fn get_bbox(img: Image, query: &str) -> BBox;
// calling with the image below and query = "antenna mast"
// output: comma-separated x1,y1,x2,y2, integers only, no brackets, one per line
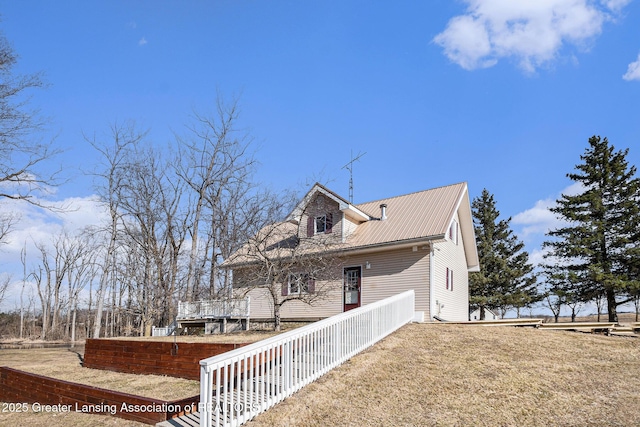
342,150,366,203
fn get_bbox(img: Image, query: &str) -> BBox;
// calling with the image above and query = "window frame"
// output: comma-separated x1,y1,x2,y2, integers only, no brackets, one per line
449,220,458,245
287,272,313,295
315,215,327,234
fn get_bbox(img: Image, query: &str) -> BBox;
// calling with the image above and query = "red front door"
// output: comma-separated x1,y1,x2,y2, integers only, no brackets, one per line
343,267,362,311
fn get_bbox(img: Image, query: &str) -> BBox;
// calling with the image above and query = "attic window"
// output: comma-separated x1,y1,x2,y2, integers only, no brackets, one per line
307,213,333,236
449,221,458,245
316,215,327,233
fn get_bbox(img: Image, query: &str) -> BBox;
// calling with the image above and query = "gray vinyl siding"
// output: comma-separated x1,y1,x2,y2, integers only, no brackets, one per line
342,215,358,242
239,281,342,320
237,246,430,321
347,246,430,315
242,287,273,319
432,212,469,321
279,281,342,319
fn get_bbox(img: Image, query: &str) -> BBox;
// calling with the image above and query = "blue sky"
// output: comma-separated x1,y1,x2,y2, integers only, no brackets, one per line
1,1,640,312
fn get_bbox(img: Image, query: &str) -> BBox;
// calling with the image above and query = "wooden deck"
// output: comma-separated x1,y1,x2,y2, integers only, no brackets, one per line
435,318,544,327
436,318,638,337
539,321,617,333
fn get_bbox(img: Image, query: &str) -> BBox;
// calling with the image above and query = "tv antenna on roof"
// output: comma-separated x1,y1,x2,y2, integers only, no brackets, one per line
342,150,366,203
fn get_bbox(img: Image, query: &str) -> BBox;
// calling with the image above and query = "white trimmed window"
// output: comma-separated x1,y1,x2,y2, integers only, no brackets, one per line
446,267,454,292
284,273,315,295
307,212,333,236
448,220,458,245
315,215,327,233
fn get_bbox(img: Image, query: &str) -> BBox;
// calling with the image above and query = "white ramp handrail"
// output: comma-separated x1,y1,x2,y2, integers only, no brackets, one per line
198,290,415,427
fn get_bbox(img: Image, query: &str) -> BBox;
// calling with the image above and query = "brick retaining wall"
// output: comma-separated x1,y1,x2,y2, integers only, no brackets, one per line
83,339,250,380
0,367,199,425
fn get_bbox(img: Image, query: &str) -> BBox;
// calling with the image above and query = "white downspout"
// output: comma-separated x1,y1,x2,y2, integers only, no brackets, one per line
429,242,435,321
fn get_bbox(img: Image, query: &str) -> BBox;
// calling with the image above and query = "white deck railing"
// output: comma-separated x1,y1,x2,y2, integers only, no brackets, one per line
198,289,415,427
151,326,170,336
178,297,250,319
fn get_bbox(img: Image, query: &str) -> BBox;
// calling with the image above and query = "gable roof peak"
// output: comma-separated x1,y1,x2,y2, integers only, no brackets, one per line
285,182,372,224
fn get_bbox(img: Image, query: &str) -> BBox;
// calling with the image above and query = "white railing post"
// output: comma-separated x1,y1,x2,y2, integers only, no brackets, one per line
200,366,213,427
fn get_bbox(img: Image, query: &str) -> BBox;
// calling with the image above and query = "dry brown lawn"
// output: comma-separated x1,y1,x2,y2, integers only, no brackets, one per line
2,323,639,426
247,323,640,427
0,329,286,426
0,347,199,427
0,347,200,400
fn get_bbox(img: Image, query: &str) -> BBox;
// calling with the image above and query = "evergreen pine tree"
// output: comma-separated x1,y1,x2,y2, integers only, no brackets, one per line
544,136,640,322
470,189,538,319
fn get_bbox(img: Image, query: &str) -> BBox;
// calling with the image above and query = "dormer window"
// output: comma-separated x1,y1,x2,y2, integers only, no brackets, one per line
307,212,333,236
316,215,327,233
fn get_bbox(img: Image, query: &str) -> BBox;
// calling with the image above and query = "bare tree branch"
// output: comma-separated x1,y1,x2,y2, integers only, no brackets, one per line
0,30,64,242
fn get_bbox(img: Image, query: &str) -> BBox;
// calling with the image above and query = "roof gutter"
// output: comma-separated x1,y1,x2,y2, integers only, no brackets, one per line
335,234,447,257
222,234,448,269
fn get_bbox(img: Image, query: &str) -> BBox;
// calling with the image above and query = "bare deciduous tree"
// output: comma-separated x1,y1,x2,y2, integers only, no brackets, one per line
228,191,345,331
63,230,98,345
116,144,188,333
0,31,62,243
87,122,142,338
175,96,257,301
0,273,9,309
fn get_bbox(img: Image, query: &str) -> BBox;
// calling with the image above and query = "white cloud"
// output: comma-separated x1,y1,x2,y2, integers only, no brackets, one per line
507,184,578,271
512,198,561,238
0,195,108,311
528,247,550,268
561,182,586,196
602,0,632,12
623,52,640,81
512,182,586,239
434,0,629,72
1,196,107,252
138,37,148,46
509,182,588,269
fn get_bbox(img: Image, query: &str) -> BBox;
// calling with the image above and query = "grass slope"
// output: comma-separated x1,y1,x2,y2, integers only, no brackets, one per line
0,347,199,427
247,323,640,427
1,324,638,426
0,347,200,400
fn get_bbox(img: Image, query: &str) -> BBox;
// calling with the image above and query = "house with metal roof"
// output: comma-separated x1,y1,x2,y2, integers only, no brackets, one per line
224,182,480,323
